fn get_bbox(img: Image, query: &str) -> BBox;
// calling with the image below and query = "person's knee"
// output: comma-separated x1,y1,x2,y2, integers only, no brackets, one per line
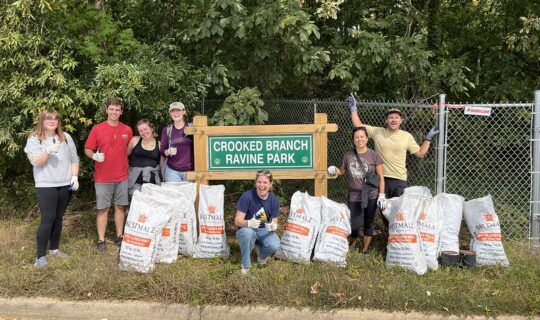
262,235,280,253
114,205,125,214
267,241,280,254
236,227,255,240
97,207,109,216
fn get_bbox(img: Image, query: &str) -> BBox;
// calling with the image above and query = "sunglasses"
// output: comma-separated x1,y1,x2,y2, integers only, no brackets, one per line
256,170,272,177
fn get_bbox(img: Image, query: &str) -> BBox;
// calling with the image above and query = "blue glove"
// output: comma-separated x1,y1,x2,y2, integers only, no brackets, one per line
347,92,357,113
425,126,440,141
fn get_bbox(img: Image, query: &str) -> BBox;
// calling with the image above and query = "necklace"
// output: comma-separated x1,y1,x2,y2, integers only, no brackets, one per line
141,138,155,150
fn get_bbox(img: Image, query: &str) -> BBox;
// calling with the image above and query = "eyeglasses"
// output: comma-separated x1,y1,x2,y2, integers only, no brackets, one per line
256,170,272,177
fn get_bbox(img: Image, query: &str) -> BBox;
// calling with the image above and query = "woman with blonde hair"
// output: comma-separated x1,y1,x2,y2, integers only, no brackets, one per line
24,110,80,267
127,119,161,195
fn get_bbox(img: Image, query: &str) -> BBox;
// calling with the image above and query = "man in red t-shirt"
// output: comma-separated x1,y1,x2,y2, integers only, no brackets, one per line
84,98,133,253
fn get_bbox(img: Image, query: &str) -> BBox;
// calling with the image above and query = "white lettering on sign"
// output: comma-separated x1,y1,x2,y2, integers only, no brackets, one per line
464,106,492,117
265,140,308,151
225,153,264,164
267,153,295,164
213,140,263,152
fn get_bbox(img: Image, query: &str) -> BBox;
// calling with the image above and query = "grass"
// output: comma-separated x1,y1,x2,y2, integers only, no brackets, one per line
0,200,539,318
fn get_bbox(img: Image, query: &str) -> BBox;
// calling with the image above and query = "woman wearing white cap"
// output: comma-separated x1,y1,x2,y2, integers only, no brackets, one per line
159,102,194,182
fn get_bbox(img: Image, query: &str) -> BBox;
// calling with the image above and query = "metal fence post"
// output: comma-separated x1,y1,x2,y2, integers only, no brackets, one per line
436,94,447,195
531,90,540,248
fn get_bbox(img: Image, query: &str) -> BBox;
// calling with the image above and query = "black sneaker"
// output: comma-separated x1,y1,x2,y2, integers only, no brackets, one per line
96,240,106,253
113,235,123,246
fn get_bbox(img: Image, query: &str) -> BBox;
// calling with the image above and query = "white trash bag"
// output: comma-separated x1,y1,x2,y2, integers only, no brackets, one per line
384,192,427,275
403,186,432,197
417,196,443,270
275,191,321,264
193,184,230,258
312,197,351,267
463,195,509,267
437,193,464,255
119,191,172,273
141,183,189,263
160,182,198,257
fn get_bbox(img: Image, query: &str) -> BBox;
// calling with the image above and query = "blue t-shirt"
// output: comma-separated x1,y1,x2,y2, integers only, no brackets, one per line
235,189,280,228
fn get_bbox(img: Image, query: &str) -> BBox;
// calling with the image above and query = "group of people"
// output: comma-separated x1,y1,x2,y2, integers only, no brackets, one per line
24,94,440,271
327,93,439,255
25,99,194,267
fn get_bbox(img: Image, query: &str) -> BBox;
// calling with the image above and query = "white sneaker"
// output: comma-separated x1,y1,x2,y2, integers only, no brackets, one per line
241,268,250,275
34,256,48,268
255,244,268,265
49,249,70,259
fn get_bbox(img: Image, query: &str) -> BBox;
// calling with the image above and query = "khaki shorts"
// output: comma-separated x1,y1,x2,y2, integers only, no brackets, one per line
95,180,129,210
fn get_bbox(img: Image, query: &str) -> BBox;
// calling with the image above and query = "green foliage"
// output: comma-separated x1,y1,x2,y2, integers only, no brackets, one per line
0,0,207,201
210,87,267,126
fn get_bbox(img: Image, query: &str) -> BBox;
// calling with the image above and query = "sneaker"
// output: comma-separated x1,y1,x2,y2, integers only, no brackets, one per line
96,240,106,253
257,255,268,266
241,268,250,275
34,256,48,268
113,235,123,246
49,249,70,259
348,241,356,251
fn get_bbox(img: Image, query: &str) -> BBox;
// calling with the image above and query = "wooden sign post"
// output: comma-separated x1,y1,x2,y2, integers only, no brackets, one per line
185,113,338,196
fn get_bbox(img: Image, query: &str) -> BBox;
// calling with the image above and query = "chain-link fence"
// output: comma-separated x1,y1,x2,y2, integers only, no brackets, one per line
203,96,538,241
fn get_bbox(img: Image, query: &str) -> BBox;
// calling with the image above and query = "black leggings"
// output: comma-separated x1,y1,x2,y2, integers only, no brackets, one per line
35,186,71,258
349,199,377,238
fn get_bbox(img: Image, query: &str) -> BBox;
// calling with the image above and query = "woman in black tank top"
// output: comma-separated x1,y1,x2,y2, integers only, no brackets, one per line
127,120,162,193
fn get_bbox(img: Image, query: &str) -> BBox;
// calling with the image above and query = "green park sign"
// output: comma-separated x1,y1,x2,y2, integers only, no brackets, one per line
208,135,313,170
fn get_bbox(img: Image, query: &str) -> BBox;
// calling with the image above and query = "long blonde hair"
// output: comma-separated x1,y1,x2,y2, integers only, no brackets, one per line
29,110,66,142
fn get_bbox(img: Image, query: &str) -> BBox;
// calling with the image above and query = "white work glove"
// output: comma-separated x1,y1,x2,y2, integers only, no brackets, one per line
166,147,177,156
69,176,79,191
327,165,338,176
92,152,105,162
265,221,278,232
247,217,260,229
377,193,387,210
46,143,60,155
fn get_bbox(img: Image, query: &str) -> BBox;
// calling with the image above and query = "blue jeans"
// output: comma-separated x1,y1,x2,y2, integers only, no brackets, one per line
236,227,280,269
163,165,188,182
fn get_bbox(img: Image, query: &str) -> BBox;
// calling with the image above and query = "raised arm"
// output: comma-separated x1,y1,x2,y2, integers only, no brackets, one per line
348,93,363,127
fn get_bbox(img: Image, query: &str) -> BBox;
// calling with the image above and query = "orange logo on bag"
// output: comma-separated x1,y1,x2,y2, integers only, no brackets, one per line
137,214,148,223
395,212,404,221
208,205,216,214
295,208,305,214
484,213,494,222
419,212,427,221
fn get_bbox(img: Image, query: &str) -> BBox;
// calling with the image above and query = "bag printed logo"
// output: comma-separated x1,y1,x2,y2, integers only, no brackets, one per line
208,205,216,214
483,213,494,222
138,214,148,223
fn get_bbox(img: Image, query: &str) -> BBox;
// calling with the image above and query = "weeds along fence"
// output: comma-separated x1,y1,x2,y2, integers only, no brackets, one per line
204,93,540,244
